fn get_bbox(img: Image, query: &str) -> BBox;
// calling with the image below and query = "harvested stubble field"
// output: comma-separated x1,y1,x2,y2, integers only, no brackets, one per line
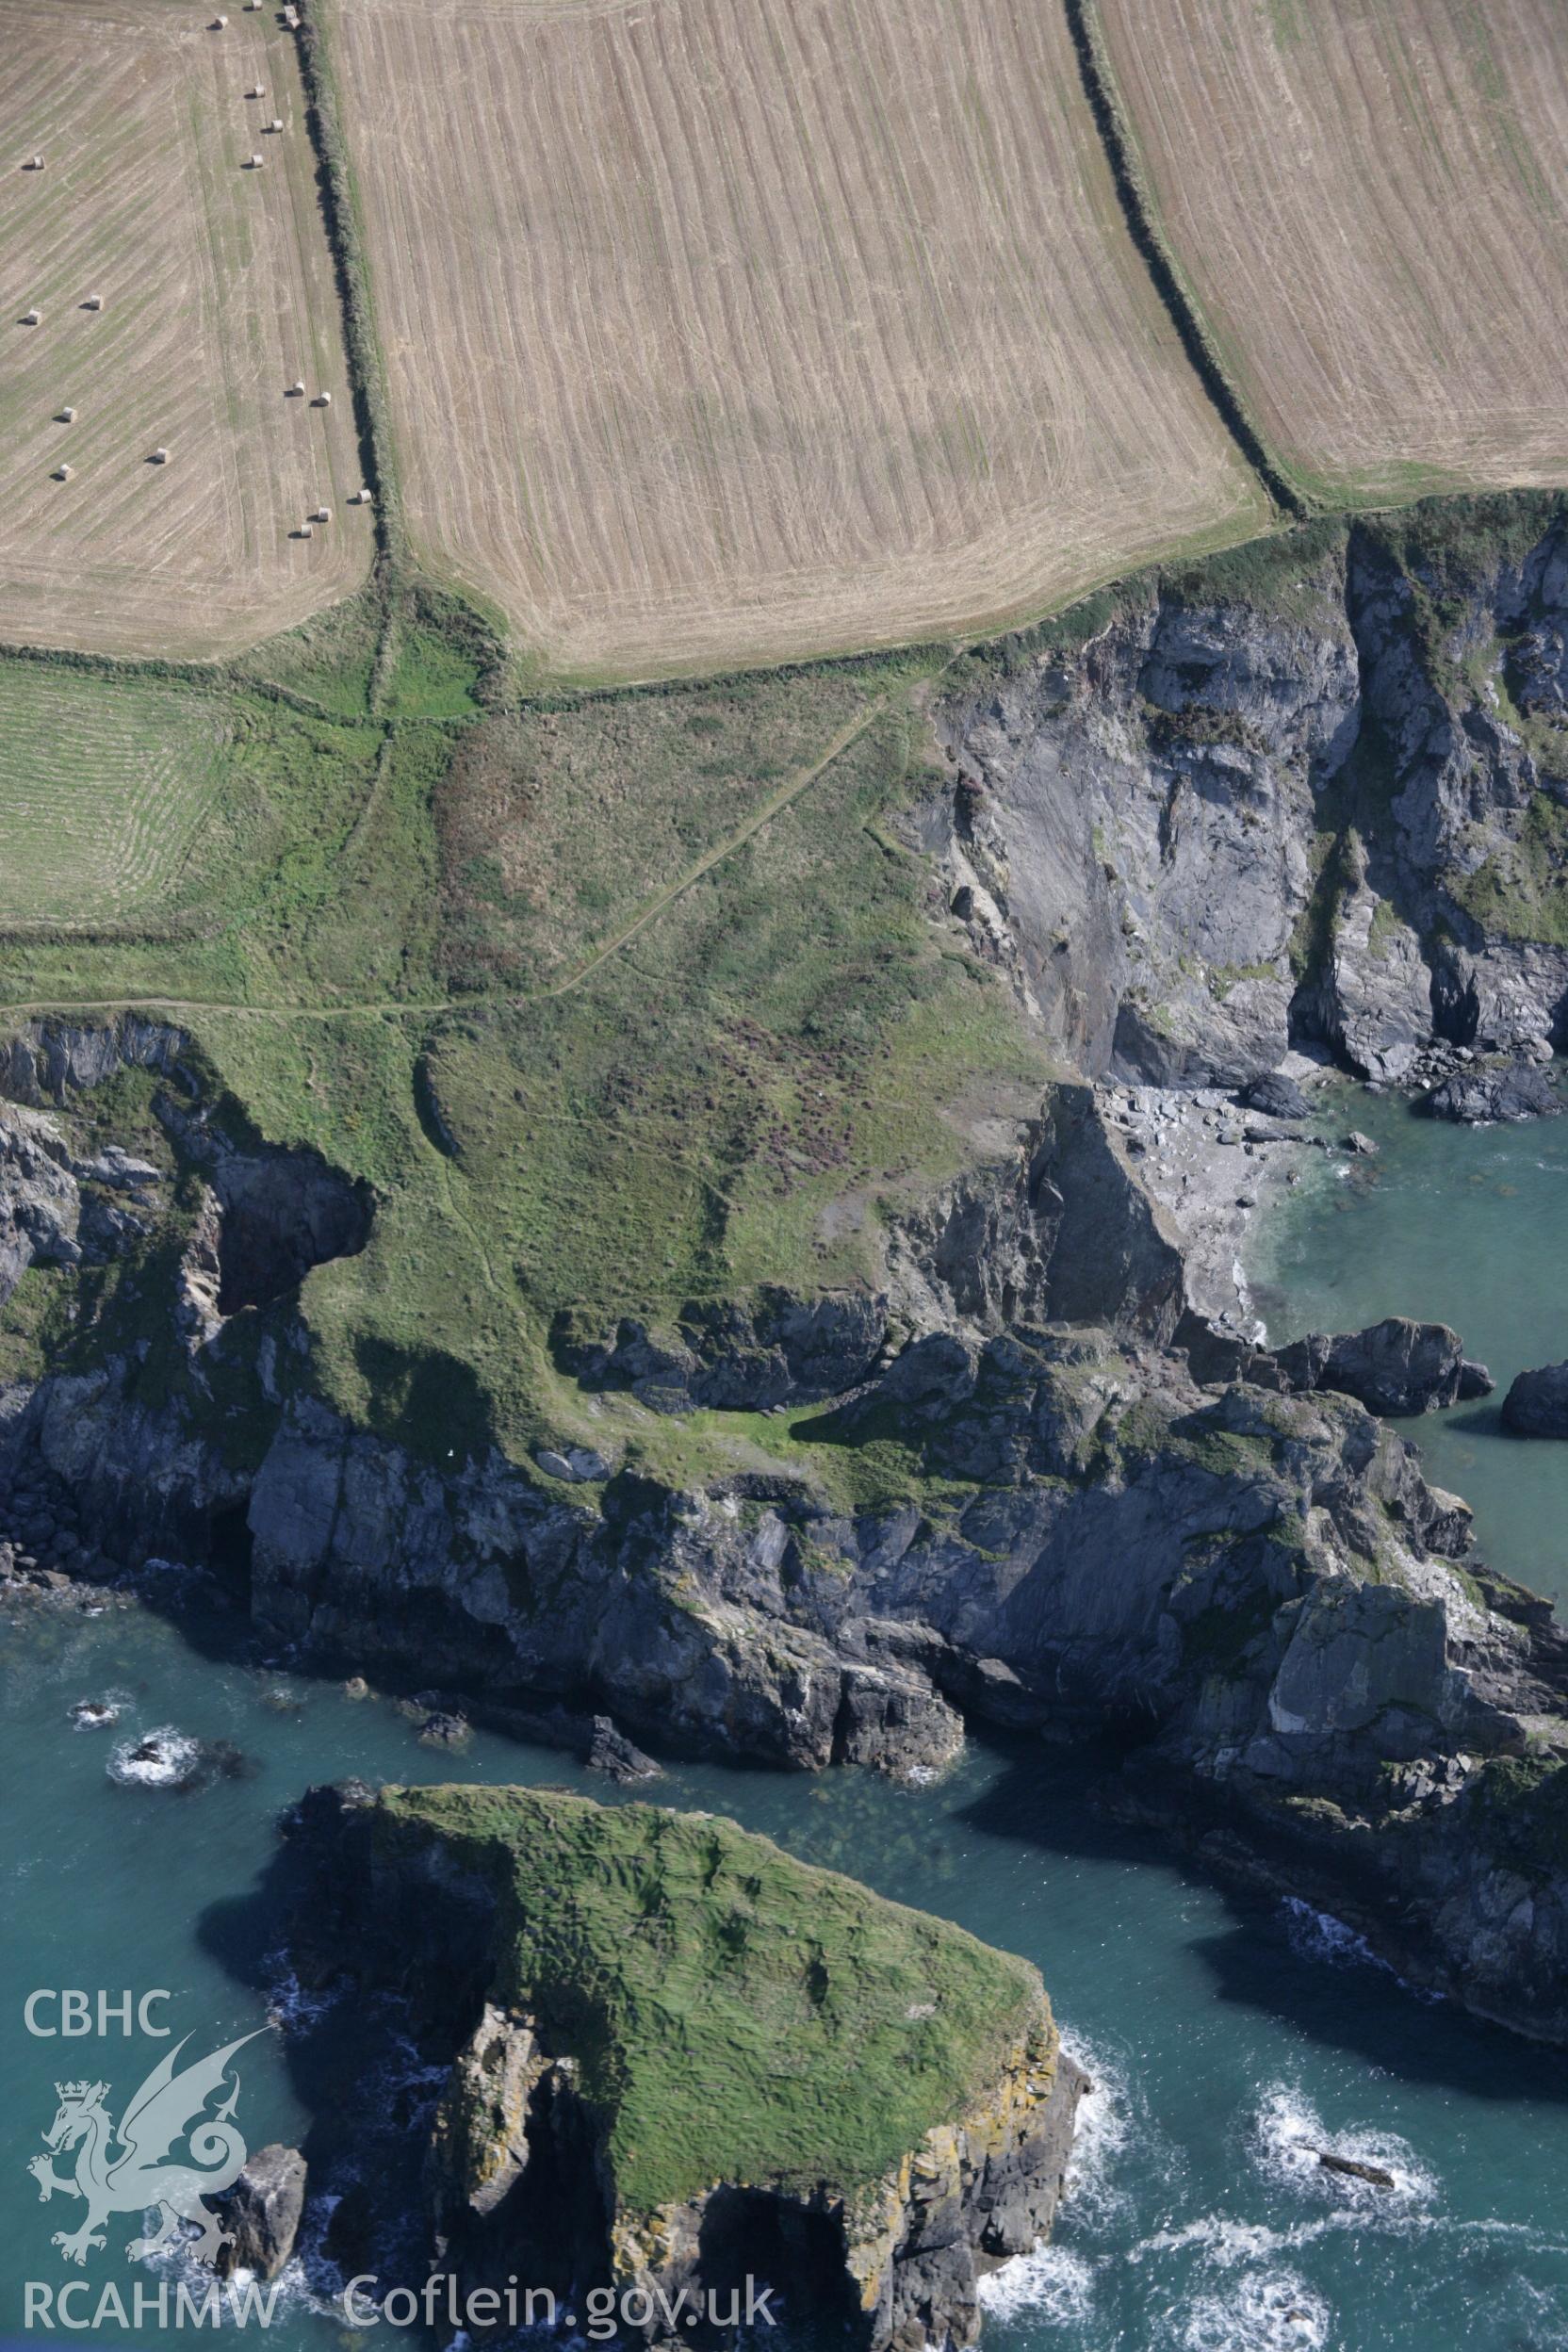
0,0,371,660
0,662,229,925
325,0,1267,682
1095,0,1568,507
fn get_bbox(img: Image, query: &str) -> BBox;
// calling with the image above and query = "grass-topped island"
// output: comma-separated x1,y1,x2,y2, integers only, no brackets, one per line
283,1781,1086,2349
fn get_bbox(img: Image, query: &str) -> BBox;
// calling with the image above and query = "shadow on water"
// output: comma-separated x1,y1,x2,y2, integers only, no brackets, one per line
68,1564,294,1723
1427,1402,1508,1441
197,1819,449,2302
958,1733,1568,2108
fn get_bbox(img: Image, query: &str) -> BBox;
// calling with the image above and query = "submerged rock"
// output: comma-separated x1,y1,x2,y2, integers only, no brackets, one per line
106,1729,251,1790
1502,1362,1568,1437
1316,2151,1395,2190
68,1697,120,1729
287,1783,1086,2351
215,2144,307,2281
1425,1063,1561,1123
1266,1316,1491,1415
108,1729,203,1788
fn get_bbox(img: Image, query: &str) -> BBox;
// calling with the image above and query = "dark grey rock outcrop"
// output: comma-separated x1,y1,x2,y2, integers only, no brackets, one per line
0,1019,371,1332
887,1080,1186,1342
215,2145,307,2281
553,1287,888,1413
158,1098,374,1317
0,1014,189,1105
933,576,1355,1086
586,1715,662,1783
0,1101,166,1306
1502,1363,1568,1437
1425,1062,1561,1124
933,508,1568,1087
1266,1317,1493,1415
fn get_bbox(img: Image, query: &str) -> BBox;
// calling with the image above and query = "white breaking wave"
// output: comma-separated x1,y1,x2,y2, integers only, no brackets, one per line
1250,2082,1438,2211
1054,2030,1161,2233
972,2029,1153,2327
976,2246,1097,2328
69,1687,129,1729
1279,1895,1385,1974
145,2229,334,2327
106,1725,200,1788
1135,2215,1308,2271
264,1959,338,2034
1174,2266,1331,2352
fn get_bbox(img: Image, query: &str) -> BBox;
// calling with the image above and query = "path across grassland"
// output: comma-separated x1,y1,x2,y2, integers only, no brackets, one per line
0,680,907,1027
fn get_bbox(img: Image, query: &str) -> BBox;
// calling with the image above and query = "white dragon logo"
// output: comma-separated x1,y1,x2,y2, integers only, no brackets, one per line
27,2031,262,2267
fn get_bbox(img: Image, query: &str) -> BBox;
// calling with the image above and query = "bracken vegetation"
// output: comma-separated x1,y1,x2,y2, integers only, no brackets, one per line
0,580,1049,1472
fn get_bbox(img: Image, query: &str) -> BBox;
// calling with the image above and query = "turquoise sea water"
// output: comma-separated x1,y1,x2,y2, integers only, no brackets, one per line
1246,1080,1568,1609
3,1091,1568,2352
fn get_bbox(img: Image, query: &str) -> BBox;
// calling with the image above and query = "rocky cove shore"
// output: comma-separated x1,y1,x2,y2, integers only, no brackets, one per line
5,502,1568,2050
1099,1033,1558,1336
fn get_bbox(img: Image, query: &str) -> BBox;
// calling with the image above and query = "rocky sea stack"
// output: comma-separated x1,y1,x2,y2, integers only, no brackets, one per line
284,1782,1086,2350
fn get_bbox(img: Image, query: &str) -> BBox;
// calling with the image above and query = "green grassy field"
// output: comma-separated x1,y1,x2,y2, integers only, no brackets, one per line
1,492,1557,1493
0,666,231,927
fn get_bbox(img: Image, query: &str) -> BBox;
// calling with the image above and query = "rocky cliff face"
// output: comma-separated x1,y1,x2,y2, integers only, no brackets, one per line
8,1113,1565,2033
930,504,1568,1087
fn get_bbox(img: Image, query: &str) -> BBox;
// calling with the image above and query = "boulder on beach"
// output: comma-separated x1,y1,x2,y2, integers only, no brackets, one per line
1238,1071,1313,1121
1502,1362,1568,1437
1425,1062,1561,1123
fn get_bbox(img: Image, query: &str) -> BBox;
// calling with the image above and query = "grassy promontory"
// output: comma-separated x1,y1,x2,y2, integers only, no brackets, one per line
373,1784,1048,2218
